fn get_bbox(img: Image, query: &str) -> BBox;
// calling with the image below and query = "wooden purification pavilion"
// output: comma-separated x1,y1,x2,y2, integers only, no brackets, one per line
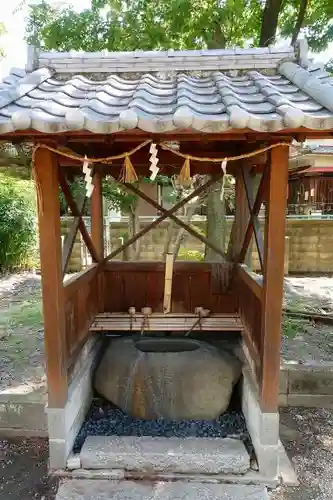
1,40,333,475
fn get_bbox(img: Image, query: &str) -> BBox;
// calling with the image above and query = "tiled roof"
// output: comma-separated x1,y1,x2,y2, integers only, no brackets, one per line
0,45,333,135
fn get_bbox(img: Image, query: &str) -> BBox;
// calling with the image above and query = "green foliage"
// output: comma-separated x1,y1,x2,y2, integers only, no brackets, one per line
59,177,90,215
0,22,6,57
177,247,204,261
26,0,262,51
0,294,42,331
279,0,333,52
102,175,171,215
103,177,137,214
0,174,36,271
25,0,333,54
281,314,310,339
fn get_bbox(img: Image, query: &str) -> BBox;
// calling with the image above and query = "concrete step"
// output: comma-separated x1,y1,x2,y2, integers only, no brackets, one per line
55,479,269,500
80,436,250,474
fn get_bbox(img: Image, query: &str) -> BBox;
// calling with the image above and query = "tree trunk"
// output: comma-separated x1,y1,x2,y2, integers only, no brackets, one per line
259,0,283,46
205,177,226,262
128,202,141,260
172,203,198,260
291,0,308,46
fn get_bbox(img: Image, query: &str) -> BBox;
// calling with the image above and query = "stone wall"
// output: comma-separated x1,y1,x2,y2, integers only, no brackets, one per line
61,217,333,274
279,362,333,408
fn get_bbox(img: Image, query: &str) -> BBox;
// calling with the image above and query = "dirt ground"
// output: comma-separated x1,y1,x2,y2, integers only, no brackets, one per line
0,438,58,500
1,407,333,499
0,273,45,394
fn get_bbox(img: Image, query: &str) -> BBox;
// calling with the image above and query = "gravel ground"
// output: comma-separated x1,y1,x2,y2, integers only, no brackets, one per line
73,399,250,453
282,277,333,363
270,407,333,500
0,438,58,500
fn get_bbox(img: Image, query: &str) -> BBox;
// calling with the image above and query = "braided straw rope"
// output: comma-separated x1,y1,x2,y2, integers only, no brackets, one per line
32,140,289,166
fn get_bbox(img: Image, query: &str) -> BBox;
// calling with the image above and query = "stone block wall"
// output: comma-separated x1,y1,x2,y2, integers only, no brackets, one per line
61,216,333,274
279,363,333,408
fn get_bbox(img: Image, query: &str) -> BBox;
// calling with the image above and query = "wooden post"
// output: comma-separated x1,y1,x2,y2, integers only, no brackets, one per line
260,146,289,412
34,148,68,407
163,253,174,313
91,171,104,260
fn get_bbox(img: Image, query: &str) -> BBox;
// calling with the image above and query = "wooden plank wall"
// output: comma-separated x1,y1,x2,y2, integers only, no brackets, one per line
235,264,263,381
103,262,237,314
64,264,104,370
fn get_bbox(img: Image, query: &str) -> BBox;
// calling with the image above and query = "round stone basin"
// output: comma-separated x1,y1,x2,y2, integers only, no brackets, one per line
135,337,201,353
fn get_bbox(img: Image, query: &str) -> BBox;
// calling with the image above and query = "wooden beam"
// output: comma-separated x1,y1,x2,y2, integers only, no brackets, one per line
91,171,104,259
236,264,263,300
124,182,227,261
260,145,289,412
33,147,68,408
62,197,87,275
58,170,100,263
104,174,223,261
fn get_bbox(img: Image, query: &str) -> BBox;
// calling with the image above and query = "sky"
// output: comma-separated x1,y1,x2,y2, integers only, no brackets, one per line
0,0,332,78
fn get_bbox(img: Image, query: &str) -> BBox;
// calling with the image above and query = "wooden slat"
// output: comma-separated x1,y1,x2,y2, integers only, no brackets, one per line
163,253,174,313
260,145,289,412
90,312,243,332
63,264,103,364
34,147,68,408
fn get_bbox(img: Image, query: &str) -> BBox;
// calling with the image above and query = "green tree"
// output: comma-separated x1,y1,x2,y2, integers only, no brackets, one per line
26,0,263,51
0,22,6,57
25,0,333,53
0,174,36,270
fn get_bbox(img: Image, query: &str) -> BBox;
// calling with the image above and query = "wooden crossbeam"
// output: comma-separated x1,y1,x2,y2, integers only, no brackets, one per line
104,173,224,262
58,170,99,263
62,197,87,275
124,182,227,261
238,166,267,270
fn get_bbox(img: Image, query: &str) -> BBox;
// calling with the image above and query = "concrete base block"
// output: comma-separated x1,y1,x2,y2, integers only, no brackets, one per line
55,479,269,500
278,441,299,487
47,337,102,470
0,401,47,434
242,367,280,478
80,435,250,474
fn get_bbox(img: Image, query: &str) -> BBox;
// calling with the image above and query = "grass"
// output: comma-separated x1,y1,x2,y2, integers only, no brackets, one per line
0,294,42,332
282,314,310,339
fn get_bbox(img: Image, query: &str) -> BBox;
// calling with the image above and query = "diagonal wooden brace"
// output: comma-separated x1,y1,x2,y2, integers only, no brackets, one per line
58,170,99,263
125,182,227,261
238,165,267,270
104,173,224,262
62,197,87,275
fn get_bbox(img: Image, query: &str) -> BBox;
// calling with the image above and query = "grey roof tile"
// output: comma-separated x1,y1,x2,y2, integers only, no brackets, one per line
0,49,333,134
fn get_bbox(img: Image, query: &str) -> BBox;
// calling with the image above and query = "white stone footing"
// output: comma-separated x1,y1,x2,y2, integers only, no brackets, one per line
242,367,280,479
47,337,102,469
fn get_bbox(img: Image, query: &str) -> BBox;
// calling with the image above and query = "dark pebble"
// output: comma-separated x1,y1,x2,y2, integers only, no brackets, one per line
73,399,252,455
